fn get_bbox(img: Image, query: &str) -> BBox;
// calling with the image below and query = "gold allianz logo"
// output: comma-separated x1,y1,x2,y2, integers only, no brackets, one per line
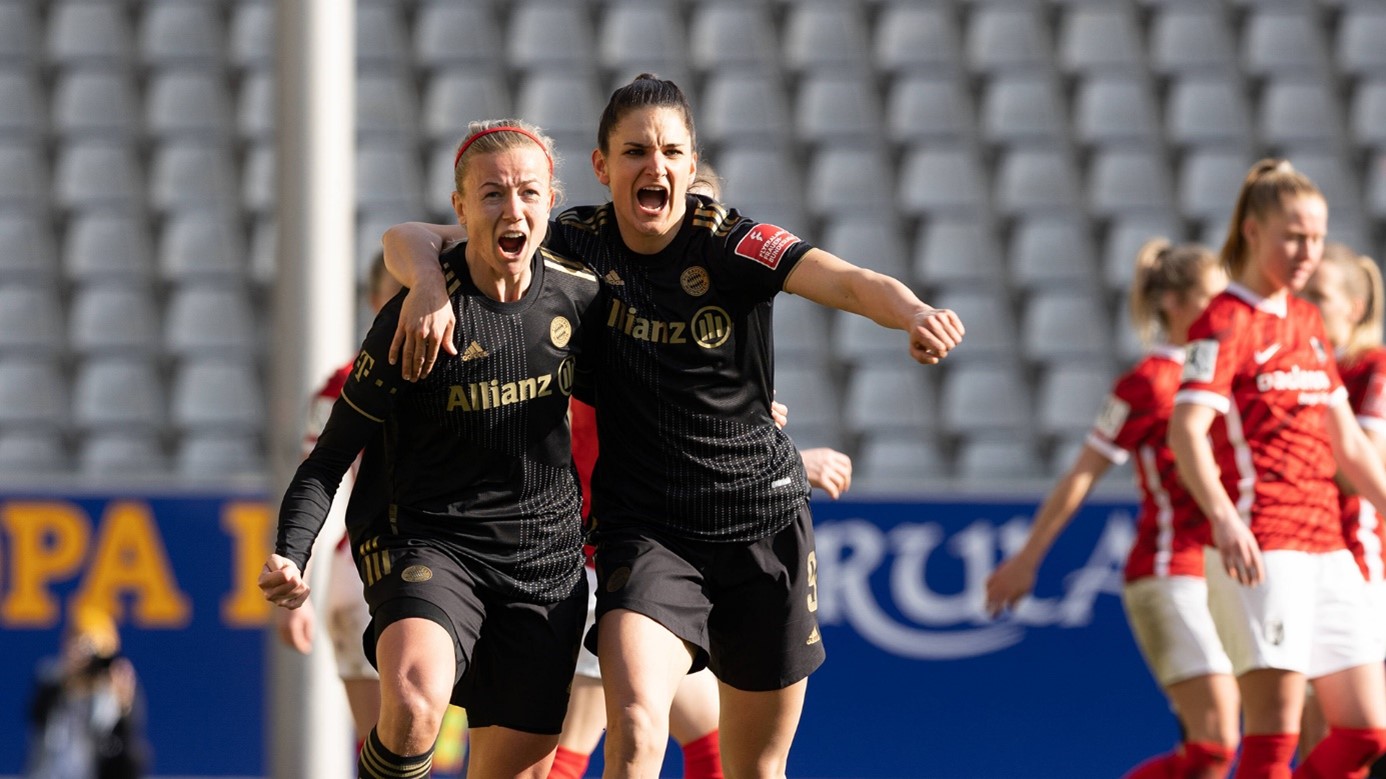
606,299,732,349
446,356,576,412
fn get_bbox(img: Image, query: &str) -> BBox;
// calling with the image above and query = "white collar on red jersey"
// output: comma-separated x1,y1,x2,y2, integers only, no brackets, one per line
1225,281,1288,318
1150,343,1185,363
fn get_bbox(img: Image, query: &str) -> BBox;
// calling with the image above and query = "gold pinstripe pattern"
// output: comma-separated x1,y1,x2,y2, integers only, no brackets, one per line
541,247,598,281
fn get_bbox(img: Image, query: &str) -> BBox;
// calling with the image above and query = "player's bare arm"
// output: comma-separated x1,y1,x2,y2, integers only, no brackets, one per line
1169,402,1264,586
783,248,963,365
380,222,464,380
1327,401,1386,513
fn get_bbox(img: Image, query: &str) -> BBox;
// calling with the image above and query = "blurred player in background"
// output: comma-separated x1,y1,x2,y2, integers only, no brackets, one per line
1299,243,1386,777
261,120,601,779
381,73,962,778
1169,159,1386,778
987,240,1237,779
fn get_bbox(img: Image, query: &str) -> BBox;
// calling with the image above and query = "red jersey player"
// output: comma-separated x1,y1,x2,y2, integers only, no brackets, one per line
1170,159,1386,778
987,240,1237,779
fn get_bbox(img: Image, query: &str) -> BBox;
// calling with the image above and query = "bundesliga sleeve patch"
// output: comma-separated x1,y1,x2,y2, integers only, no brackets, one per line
1093,394,1131,440
733,223,801,270
1182,339,1219,384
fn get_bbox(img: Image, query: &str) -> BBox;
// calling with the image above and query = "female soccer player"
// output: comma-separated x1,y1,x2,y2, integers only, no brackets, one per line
987,240,1237,778
1169,159,1386,778
260,120,602,779
1298,244,1386,765
381,74,963,779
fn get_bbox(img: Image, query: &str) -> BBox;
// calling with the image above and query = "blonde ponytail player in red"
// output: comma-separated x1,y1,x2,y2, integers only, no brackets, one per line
1169,159,1386,779
988,240,1237,778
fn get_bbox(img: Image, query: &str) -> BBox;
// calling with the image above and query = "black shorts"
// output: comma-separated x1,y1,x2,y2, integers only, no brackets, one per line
588,504,825,692
360,542,586,734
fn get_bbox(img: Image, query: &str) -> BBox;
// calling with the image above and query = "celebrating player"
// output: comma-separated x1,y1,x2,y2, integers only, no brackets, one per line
381,73,962,779
260,120,602,779
987,239,1237,779
1168,159,1386,778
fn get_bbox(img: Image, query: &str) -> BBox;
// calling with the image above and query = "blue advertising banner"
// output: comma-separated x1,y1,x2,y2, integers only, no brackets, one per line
0,493,1171,778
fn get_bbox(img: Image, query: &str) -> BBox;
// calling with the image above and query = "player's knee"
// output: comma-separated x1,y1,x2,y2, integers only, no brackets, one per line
721,752,788,779
607,701,668,761
383,669,449,736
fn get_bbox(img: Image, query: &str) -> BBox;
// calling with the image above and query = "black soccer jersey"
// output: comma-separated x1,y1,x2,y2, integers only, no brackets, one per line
276,243,602,603
551,194,813,542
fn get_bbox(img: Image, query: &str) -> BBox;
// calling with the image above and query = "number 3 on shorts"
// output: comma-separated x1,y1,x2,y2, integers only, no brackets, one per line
806,551,818,613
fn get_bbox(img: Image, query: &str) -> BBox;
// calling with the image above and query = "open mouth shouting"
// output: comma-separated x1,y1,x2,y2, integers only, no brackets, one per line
637,185,669,215
498,230,526,258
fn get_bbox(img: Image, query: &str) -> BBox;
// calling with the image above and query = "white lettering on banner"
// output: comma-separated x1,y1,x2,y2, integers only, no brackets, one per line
814,512,1134,660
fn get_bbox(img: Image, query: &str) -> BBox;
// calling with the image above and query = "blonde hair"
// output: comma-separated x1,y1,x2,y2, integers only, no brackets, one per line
1321,242,1385,359
1219,158,1323,278
690,160,721,200
452,118,563,204
1130,238,1220,346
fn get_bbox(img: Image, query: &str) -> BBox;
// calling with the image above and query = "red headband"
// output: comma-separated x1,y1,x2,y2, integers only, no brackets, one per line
452,126,554,173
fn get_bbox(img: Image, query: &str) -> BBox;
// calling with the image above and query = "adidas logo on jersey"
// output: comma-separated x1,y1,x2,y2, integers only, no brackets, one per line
461,341,489,362
604,269,624,286
806,625,821,646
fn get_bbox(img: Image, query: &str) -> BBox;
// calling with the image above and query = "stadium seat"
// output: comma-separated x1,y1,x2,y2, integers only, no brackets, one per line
0,358,67,429
64,212,155,283
1339,5,1386,77
139,2,224,67
171,359,265,431
773,363,841,447
47,1,133,66
356,141,426,214
854,436,949,494
996,148,1083,217
358,70,419,142
0,0,38,65
900,147,988,217
773,293,832,366
956,437,1044,483
51,70,140,138
806,150,895,220
67,284,160,356
0,212,57,283
1103,214,1185,293
980,74,1068,147
819,215,909,279
1036,363,1116,438
702,71,793,148
844,364,935,439
782,2,870,74
176,432,265,478
1242,9,1330,78
1351,79,1386,150
930,289,1019,364
516,71,602,147
164,285,259,357
241,143,273,214
1165,75,1254,150
72,359,164,432
0,282,62,354
1112,304,1147,365
1009,216,1098,290
1058,5,1144,75
940,365,1030,436
507,0,596,73
356,3,410,71
1021,289,1113,364
796,73,882,147
873,2,959,75
887,73,974,146
414,1,502,70
229,0,273,71
1179,148,1254,224
423,69,511,145
0,142,46,209
689,4,778,74
1073,75,1159,148
248,216,275,287
1287,148,1364,230
0,429,67,473
717,147,806,229
966,6,1051,74
54,142,142,212
149,142,238,214
159,211,247,283
236,70,274,142
1260,79,1344,150
1087,148,1176,217
79,431,167,476
146,70,232,140
913,217,1004,292
0,71,44,140
552,140,608,210
1149,7,1236,75
598,2,686,78
832,310,905,368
